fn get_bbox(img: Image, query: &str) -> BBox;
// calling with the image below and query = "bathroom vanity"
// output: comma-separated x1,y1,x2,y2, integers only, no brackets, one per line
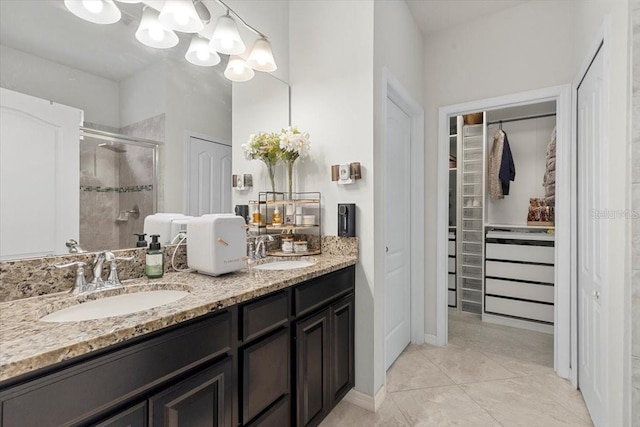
0,255,356,427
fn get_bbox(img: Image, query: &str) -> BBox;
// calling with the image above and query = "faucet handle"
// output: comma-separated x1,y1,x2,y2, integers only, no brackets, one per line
55,262,88,295
105,256,134,288
115,255,135,262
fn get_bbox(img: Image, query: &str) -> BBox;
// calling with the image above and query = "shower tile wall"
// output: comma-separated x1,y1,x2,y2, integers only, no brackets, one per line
119,114,165,248
632,1,639,425
79,139,120,251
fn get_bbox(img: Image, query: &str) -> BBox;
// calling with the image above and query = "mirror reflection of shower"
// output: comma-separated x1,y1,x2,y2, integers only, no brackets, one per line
80,127,160,252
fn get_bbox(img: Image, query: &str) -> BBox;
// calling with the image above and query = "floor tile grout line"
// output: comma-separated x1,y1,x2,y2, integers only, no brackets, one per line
386,391,414,426
457,382,506,427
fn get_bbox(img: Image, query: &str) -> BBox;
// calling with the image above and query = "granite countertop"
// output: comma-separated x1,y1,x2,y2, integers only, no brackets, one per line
0,254,357,383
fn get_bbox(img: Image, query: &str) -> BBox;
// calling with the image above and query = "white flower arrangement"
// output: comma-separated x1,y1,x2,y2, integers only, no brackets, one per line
279,126,311,162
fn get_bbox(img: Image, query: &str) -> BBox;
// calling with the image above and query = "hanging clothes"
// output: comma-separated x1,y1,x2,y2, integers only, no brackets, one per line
488,130,505,199
499,130,516,195
543,127,557,206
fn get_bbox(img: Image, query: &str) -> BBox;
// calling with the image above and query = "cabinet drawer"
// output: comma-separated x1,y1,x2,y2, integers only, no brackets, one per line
448,257,456,273
486,243,554,264
485,278,554,303
485,260,554,284
242,291,289,342
485,296,554,323
448,273,456,290
93,402,146,427
1,311,232,427
294,266,354,317
448,241,456,256
242,328,290,423
448,290,456,306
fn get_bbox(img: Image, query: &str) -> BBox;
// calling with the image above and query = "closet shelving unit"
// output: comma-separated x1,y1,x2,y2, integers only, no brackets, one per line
448,117,457,307
457,115,486,315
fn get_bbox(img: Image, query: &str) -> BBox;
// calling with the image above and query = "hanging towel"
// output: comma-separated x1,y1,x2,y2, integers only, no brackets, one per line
488,130,505,199
543,127,557,207
499,131,516,196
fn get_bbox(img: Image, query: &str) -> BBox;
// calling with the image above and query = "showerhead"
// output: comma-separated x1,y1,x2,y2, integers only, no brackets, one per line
98,142,127,153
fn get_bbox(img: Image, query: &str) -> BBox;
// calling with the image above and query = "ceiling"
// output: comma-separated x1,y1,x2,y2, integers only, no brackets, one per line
405,0,530,36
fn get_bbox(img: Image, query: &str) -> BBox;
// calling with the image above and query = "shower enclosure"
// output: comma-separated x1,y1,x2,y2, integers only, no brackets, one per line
79,127,160,252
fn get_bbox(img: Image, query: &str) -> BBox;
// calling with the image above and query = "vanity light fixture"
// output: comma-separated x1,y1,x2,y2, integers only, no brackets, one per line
246,36,277,72
185,34,221,67
64,0,278,82
64,0,121,25
210,12,246,55
159,0,204,33
135,6,179,49
224,56,255,82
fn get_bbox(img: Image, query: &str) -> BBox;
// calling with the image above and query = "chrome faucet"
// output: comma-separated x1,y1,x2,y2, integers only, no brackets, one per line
90,251,110,288
55,261,91,295
254,235,274,259
104,253,134,288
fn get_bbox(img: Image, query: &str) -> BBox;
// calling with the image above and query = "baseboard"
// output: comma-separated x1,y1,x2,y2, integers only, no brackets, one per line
424,333,439,346
343,384,386,412
482,313,554,334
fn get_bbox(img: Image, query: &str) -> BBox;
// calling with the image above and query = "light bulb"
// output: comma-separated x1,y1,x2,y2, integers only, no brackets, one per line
174,11,189,26
221,38,233,51
82,0,104,14
149,26,165,41
233,64,244,74
196,48,210,61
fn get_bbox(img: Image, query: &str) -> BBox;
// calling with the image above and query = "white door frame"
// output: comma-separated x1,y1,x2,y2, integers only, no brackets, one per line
436,84,574,382
382,69,425,348
183,131,232,214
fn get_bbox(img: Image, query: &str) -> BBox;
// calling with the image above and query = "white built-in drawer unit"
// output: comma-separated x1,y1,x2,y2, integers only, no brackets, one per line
448,241,456,256
448,229,456,308
484,228,555,326
448,257,456,273
448,290,456,306
485,296,554,323
448,274,456,290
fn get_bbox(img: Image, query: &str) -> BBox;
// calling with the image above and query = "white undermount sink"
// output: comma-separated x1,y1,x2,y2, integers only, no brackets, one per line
40,290,190,322
254,260,315,271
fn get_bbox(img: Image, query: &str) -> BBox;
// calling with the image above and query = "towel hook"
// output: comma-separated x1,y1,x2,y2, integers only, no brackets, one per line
499,120,503,130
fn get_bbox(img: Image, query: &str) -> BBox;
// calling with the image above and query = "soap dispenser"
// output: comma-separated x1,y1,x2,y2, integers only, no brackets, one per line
145,234,164,278
134,233,148,248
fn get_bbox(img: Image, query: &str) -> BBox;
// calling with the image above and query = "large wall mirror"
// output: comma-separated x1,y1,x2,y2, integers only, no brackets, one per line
0,0,289,259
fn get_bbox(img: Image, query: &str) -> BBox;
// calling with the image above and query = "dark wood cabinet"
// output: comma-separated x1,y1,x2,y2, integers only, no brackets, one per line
0,266,355,427
330,294,355,404
149,357,233,427
295,308,332,427
93,402,147,427
242,328,289,423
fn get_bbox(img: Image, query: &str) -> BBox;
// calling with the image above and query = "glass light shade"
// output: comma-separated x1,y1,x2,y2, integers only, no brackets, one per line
64,0,121,24
224,56,255,82
185,35,221,67
210,14,246,55
246,37,277,72
114,0,141,3
135,7,179,49
159,0,203,33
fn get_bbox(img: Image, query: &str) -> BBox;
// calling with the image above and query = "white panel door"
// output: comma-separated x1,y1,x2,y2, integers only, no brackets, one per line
385,97,412,370
186,135,232,216
0,88,81,260
577,44,607,426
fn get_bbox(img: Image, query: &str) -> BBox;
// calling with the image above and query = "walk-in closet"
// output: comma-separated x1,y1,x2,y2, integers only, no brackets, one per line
447,101,557,360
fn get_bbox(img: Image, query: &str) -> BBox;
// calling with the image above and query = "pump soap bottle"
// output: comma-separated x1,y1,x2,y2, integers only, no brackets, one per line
134,233,148,248
145,234,164,278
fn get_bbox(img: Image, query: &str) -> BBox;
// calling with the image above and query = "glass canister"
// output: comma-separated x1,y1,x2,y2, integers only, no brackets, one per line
281,237,293,253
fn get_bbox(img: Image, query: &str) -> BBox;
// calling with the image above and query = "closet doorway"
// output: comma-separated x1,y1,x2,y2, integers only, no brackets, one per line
436,85,574,382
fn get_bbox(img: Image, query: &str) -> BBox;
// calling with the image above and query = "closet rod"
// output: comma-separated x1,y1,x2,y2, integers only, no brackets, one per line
487,112,556,125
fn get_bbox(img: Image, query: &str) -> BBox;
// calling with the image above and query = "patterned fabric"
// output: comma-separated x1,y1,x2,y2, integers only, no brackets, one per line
543,127,557,206
488,130,505,199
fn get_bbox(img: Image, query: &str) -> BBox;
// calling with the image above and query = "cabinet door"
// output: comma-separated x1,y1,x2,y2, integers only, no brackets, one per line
330,294,355,404
149,357,233,427
93,402,147,427
242,328,289,423
295,308,330,427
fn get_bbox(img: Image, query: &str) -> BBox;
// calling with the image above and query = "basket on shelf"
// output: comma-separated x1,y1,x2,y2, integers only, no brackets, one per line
463,113,483,125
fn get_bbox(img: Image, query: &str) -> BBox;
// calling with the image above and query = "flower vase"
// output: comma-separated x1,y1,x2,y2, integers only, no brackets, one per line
286,159,295,200
265,161,277,194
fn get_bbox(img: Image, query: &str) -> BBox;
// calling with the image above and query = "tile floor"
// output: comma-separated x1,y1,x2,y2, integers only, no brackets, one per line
320,310,593,427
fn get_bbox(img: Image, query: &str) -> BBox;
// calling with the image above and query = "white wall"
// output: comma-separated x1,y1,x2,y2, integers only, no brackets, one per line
164,60,232,212
0,45,120,128
423,0,576,338
373,0,425,395
572,1,631,425
119,62,166,128
289,0,376,395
